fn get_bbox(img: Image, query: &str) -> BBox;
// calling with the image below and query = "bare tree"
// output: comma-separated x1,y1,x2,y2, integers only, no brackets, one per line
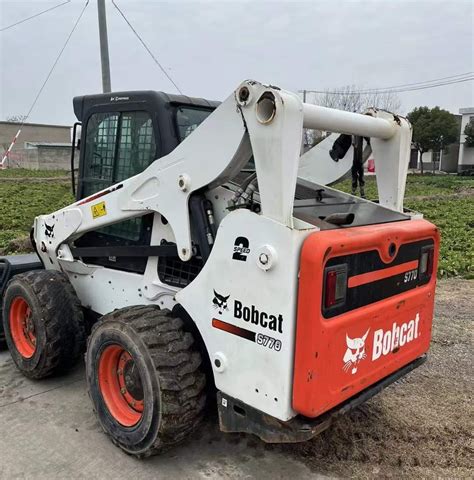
315,84,364,113
302,86,401,149
6,114,28,123
314,85,401,113
364,90,401,112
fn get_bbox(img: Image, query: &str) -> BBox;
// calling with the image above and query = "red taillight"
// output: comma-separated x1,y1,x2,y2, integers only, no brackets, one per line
419,246,434,277
324,266,347,309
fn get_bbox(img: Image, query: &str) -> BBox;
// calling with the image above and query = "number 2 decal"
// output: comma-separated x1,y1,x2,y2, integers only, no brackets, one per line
232,236,250,262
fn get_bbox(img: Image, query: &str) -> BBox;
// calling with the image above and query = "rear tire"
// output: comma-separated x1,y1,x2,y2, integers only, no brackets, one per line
2,270,86,379
86,305,206,457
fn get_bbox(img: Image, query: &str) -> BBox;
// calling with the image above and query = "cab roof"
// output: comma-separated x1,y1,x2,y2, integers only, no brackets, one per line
73,90,220,122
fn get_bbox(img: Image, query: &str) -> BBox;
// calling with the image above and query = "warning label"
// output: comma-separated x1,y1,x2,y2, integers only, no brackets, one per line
91,201,107,219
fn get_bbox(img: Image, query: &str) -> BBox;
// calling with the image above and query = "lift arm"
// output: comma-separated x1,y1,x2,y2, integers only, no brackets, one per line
34,80,412,270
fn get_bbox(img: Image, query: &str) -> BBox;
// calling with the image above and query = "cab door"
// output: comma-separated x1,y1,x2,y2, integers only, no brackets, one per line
75,109,159,273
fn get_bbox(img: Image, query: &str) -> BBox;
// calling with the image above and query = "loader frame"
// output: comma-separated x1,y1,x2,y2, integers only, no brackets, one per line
30,80,419,424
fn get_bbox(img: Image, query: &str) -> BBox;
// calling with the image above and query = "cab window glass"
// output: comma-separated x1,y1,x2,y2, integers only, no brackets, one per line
81,111,156,241
176,107,212,140
115,112,155,182
83,113,119,194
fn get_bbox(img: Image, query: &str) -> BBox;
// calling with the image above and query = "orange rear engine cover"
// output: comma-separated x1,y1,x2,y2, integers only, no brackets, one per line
293,219,439,418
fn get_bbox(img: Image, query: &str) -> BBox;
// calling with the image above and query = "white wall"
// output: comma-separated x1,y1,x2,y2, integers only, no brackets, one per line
458,108,474,172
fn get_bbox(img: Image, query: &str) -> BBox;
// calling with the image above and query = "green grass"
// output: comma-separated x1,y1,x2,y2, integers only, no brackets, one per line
405,197,474,279
336,174,474,199
0,182,73,252
334,174,474,279
0,173,472,278
403,174,474,197
0,168,69,178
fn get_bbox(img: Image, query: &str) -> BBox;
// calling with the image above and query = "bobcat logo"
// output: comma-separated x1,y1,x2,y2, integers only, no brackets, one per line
44,222,55,238
343,329,369,375
212,290,229,315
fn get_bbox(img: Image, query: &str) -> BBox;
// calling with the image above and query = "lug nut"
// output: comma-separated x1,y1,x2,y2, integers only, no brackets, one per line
259,253,269,265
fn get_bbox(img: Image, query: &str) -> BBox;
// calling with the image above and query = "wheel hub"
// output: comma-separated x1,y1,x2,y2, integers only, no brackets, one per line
98,345,144,427
9,297,36,358
122,357,144,401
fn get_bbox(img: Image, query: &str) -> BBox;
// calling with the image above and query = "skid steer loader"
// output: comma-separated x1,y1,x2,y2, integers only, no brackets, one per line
0,80,439,456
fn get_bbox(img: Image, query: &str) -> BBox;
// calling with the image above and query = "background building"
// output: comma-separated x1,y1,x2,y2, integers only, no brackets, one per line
408,114,462,173
458,107,474,174
0,121,72,170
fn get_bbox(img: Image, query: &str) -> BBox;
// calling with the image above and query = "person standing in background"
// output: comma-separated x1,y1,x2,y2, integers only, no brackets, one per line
351,135,366,198
329,134,370,198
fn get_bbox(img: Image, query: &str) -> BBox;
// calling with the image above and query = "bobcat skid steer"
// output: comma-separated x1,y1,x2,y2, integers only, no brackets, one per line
1,80,439,456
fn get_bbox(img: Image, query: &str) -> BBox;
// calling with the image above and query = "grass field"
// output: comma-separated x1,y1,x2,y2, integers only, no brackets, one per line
337,175,474,278
0,171,472,278
0,168,69,178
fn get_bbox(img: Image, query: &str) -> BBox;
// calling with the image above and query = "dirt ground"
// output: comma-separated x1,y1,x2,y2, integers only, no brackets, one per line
275,278,473,479
0,279,472,479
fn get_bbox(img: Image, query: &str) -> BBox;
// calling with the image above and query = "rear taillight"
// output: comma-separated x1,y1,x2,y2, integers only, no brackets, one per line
324,266,347,309
419,246,434,278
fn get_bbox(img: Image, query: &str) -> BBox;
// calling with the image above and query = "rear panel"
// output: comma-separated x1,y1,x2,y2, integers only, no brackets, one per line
293,219,439,418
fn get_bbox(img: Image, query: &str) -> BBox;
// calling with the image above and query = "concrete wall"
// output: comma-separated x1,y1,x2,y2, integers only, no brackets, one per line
418,151,437,171
415,147,458,173
458,107,474,172
413,113,462,173
0,121,74,170
3,146,78,170
441,143,460,173
0,122,71,152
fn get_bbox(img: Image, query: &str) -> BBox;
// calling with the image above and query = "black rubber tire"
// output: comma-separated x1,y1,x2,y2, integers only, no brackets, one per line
86,305,206,457
0,334,7,351
2,270,86,379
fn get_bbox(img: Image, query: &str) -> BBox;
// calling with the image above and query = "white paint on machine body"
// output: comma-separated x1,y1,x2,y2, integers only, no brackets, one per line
33,80,413,422
177,209,311,421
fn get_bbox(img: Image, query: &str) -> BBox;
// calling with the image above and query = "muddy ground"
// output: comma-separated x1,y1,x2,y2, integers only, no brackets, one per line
276,278,473,479
0,279,472,479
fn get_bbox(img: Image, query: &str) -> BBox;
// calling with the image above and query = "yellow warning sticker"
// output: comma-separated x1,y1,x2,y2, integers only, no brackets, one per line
91,201,107,219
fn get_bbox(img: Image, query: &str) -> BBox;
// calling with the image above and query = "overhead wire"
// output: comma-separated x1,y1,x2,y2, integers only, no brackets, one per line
321,72,473,93
111,0,183,94
358,71,473,91
1,0,90,166
305,73,474,95
0,0,72,32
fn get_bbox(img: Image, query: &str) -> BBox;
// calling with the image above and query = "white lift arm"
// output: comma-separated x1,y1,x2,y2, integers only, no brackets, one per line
34,80,412,269
299,104,412,207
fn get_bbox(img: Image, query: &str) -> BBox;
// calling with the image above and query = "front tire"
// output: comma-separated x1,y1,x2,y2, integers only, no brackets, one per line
2,270,86,379
86,306,206,457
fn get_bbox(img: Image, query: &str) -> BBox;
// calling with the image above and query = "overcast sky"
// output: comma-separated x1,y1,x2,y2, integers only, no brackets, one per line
0,0,473,126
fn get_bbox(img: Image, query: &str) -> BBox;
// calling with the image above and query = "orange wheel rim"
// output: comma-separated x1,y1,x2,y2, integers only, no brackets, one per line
98,345,144,427
9,297,36,359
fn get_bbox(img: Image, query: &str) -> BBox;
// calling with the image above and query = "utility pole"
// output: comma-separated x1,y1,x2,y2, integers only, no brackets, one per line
97,0,112,93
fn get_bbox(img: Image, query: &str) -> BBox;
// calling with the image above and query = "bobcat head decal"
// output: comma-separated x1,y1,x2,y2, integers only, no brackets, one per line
212,290,229,315
343,329,369,375
44,222,55,238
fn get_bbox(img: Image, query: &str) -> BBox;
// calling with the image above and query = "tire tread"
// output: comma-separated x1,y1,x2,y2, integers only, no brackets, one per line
89,305,206,456
3,270,86,379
